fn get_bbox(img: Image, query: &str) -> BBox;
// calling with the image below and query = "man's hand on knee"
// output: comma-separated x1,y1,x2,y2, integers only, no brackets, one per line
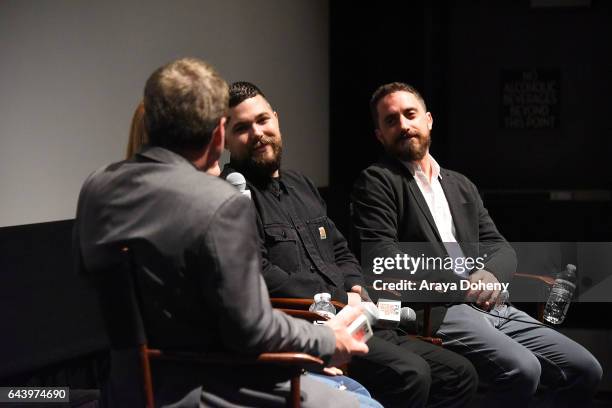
467,269,500,310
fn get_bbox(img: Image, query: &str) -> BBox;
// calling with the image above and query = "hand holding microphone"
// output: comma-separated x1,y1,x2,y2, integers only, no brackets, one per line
225,172,251,199
325,305,370,366
346,292,362,307
321,299,418,366
350,299,418,336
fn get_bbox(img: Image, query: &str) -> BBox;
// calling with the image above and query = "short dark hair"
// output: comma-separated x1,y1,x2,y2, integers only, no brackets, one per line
229,81,266,108
370,82,427,128
144,57,228,151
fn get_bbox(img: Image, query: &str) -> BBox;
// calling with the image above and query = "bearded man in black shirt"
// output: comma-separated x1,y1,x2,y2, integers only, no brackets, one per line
222,81,478,408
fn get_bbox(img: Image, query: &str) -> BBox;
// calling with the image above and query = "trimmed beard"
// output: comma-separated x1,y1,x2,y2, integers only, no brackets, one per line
394,132,430,162
232,143,282,181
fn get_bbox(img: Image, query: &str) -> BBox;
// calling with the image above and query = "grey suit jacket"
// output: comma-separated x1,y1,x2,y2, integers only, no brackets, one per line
352,154,517,331
74,146,335,361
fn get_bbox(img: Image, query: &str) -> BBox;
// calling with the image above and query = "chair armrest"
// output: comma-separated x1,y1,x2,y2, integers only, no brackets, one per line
271,298,313,309
148,349,324,372
510,272,555,302
271,298,346,310
257,353,325,371
514,273,555,287
414,336,443,347
512,273,555,322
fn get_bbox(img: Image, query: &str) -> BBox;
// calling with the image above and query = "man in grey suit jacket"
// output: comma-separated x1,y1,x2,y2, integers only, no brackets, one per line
74,57,368,407
352,82,602,407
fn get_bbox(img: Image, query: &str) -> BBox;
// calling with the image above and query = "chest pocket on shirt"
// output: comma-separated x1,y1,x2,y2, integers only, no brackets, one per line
306,216,334,262
264,224,301,273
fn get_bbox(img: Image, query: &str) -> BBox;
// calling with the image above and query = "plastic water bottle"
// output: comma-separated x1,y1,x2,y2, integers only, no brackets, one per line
309,293,336,319
491,289,510,327
494,289,509,313
543,264,577,325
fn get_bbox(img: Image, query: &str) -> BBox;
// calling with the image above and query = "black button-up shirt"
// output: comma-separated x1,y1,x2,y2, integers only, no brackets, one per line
223,165,364,304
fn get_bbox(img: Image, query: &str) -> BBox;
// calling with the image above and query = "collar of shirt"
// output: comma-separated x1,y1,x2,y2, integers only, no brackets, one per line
269,177,283,198
401,154,453,238
138,145,200,171
403,153,442,184
401,155,468,278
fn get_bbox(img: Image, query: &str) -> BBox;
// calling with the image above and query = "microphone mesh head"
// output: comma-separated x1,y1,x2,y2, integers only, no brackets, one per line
226,172,246,191
400,307,416,323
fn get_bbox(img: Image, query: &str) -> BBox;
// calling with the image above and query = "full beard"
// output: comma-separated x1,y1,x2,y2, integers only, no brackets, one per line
232,139,283,181
394,132,430,162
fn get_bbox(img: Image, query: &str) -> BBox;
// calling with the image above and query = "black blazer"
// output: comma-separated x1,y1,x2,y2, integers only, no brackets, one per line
351,154,516,332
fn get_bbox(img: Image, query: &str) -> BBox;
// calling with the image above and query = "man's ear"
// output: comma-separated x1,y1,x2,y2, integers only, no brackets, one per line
274,111,278,119
426,112,433,130
219,116,230,149
374,128,383,144
209,117,225,158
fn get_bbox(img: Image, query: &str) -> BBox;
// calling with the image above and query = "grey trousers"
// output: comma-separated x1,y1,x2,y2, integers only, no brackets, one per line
436,304,602,408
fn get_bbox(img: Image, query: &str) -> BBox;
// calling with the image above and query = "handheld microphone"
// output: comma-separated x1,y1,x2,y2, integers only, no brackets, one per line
360,302,380,327
375,299,416,330
336,304,377,343
399,306,417,329
225,172,251,199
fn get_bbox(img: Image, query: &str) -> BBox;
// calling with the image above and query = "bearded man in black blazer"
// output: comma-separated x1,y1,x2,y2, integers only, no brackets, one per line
352,82,602,408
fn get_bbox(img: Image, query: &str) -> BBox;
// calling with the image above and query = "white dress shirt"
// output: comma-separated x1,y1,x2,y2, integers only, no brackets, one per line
404,155,468,278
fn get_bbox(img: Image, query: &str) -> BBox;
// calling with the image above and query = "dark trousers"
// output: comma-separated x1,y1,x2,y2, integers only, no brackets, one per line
348,329,478,408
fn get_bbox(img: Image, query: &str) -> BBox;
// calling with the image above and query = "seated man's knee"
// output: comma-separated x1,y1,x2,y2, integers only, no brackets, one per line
397,353,431,395
460,357,479,394
569,351,603,391
511,353,542,394
439,352,478,406
587,358,604,389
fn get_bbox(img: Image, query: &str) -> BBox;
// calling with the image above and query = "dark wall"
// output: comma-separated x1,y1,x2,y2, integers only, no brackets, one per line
445,0,612,191
444,0,612,243
329,1,450,233
329,1,612,242
328,1,612,331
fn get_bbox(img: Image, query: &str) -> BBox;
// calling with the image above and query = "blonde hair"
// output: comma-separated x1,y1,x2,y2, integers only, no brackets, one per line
126,100,147,159
143,57,228,150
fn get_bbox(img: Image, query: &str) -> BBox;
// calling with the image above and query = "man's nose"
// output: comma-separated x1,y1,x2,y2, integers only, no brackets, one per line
399,115,411,131
250,124,264,140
